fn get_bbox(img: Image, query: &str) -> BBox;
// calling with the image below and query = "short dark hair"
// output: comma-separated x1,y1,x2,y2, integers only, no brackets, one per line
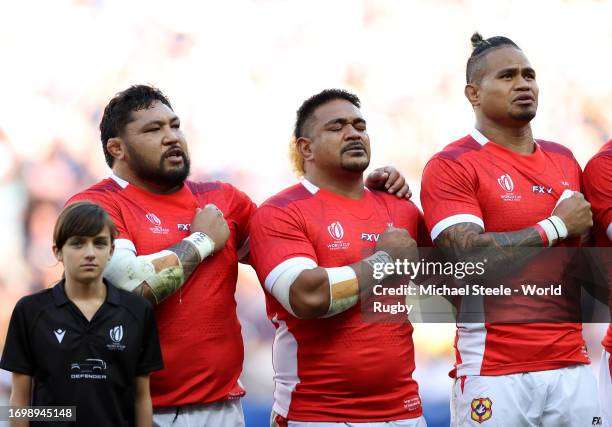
54,201,118,250
290,89,361,175
466,32,520,84
99,85,173,167
293,89,361,139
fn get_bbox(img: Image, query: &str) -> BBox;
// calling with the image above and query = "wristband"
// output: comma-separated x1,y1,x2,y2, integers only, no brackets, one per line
536,216,569,247
533,223,549,247
548,215,568,240
364,251,395,283
325,266,359,316
183,232,215,261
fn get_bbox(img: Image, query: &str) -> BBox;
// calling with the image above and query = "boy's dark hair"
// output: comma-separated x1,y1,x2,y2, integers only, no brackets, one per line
54,201,118,250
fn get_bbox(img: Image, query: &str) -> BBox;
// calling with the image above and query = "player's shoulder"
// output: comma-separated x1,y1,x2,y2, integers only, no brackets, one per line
260,183,315,209
431,134,483,162
370,190,421,215
588,140,612,164
185,179,228,195
68,178,123,204
536,139,577,161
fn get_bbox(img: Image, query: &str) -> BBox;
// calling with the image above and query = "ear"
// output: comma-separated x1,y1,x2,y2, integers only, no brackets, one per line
52,245,63,263
106,137,126,162
464,83,480,107
109,242,115,260
297,137,314,163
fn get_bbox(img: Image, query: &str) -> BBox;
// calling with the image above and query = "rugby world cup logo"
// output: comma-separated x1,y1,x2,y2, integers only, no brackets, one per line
146,212,162,226
327,221,344,240
497,174,514,193
110,325,123,343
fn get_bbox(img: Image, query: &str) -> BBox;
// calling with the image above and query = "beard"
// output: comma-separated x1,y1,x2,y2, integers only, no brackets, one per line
510,107,537,122
340,155,370,173
125,145,190,187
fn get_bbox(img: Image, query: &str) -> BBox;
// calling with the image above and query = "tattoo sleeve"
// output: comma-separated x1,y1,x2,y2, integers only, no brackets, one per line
131,240,203,305
434,222,544,280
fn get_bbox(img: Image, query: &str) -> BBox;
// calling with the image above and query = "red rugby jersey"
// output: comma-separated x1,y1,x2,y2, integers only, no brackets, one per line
421,129,590,377
583,140,612,352
67,174,256,407
249,180,430,422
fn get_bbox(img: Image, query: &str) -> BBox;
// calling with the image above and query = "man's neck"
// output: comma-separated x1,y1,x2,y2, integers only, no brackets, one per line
475,117,535,155
304,169,364,199
112,166,182,195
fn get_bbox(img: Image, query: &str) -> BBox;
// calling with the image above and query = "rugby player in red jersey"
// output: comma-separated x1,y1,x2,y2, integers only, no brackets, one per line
250,89,430,426
421,33,600,426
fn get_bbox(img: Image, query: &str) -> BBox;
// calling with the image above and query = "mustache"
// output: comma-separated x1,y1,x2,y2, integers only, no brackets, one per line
163,147,187,158
342,141,366,153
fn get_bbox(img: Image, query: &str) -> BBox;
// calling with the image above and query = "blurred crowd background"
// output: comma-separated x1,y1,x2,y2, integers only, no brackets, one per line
1,0,611,425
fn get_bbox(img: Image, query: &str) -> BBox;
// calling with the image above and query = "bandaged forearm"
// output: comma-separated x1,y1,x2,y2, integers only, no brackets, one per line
105,233,214,303
324,251,394,316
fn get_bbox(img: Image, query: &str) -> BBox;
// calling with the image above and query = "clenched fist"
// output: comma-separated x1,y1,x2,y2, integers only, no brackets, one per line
376,225,418,262
191,204,230,252
552,192,593,237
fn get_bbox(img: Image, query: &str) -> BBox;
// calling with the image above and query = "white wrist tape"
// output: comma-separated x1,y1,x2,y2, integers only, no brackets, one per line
183,232,215,261
364,251,395,283
548,215,568,240
324,266,359,317
554,189,574,209
537,216,568,246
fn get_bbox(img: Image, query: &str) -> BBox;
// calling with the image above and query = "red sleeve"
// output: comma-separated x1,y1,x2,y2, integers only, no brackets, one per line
66,191,133,242
416,210,433,247
420,157,483,240
249,204,317,291
222,183,257,249
583,155,612,234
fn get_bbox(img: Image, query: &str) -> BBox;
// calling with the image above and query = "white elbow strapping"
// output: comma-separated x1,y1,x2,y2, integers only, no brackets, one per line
271,264,314,316
324,266,359,317
104,249,183,292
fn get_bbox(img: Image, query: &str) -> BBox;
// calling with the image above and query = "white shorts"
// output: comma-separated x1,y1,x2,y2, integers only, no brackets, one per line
599,350,612,427
153,399,245,427
451,365,601,427
270,411,427,427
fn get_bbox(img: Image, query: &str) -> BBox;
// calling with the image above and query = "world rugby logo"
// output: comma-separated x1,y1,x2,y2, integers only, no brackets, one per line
145,212,162,226
110,325,123,343
497,174,514,193
327,221,344,240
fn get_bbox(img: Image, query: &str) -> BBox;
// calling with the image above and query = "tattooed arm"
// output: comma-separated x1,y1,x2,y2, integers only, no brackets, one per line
435,191,593,279
435,222,544,279
106,204,230,305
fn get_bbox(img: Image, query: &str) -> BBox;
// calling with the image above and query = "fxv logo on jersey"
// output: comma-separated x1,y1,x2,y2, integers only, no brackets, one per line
532,185,553,194
177,223,190,231
361,233,380,242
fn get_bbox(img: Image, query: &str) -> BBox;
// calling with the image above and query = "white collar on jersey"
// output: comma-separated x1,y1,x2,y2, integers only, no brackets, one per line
470,127,539,148
300,178,369,195
110,173,129,189
301,178,319,194
470,128,489,145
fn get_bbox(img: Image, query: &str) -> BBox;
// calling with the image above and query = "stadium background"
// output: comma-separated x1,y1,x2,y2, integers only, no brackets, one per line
0,1,610,426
